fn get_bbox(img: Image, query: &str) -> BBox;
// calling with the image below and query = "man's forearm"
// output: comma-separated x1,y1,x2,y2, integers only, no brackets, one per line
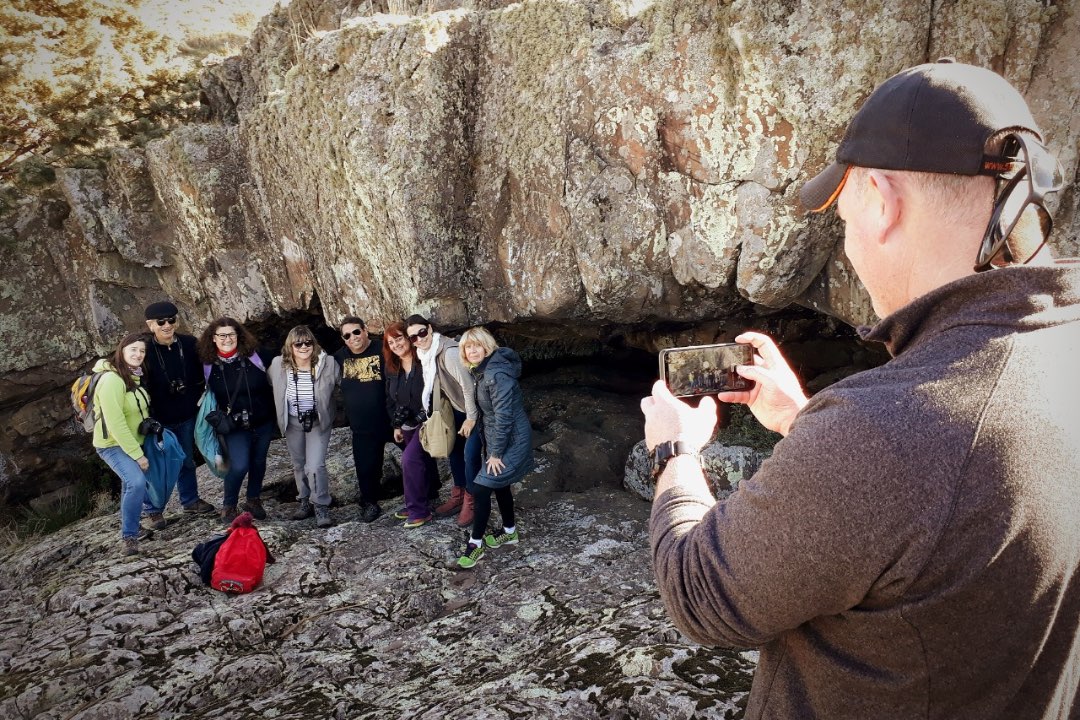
654,454,713,502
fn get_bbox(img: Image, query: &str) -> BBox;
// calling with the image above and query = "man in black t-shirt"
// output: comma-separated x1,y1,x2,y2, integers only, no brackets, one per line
334,316,391,522
142,301,216,525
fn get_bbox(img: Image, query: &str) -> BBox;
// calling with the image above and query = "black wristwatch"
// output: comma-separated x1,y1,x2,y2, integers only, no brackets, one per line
651,440,698,478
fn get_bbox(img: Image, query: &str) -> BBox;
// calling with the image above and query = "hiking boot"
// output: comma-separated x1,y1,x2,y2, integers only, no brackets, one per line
243,497,267,520
434,486,464,517
144,512,168,531
291,499,315,520
182,499,216,515
456,491,475,528
122,537,139,556
360,502,382,523
136,528,153,542
456,541,485,569
393,507,408,520
220,505,239,524
403,514,432,529
315,504,334,528
485,529,519,548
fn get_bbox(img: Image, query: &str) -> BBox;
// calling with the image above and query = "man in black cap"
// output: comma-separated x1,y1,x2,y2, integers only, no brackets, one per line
142,300,215,523
642,61,1078,718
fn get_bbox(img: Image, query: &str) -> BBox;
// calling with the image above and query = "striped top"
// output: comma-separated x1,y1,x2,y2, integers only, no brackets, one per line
285,369,315,416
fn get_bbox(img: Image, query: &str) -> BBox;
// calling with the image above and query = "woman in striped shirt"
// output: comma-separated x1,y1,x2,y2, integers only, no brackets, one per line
269,325,342,528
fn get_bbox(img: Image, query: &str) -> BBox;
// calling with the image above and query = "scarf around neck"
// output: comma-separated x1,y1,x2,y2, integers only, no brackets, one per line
416,332,442,413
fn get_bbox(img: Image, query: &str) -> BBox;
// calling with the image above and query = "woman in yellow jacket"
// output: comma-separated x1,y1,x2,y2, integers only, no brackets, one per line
93,332,154,556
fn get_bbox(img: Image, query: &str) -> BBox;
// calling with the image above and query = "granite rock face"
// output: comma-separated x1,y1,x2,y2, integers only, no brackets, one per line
0,424,757,719
2,0,1078,497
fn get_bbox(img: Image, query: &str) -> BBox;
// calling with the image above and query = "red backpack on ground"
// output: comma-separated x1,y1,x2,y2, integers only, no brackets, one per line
211,512,274,593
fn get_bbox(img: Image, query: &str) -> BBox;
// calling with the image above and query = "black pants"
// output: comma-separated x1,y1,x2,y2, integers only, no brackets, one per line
351,430,385,505
470,484,514,540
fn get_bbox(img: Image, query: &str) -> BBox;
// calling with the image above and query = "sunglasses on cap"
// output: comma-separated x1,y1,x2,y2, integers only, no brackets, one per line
975,133,1064,272
293,340,314,348
155,317,177,326
407,327,430,342
341,328,364,340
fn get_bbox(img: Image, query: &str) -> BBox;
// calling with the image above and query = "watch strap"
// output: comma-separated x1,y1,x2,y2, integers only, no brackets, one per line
651,440,698,478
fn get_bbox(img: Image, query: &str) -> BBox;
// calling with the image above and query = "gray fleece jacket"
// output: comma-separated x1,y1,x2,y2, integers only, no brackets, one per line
650,262,1080,720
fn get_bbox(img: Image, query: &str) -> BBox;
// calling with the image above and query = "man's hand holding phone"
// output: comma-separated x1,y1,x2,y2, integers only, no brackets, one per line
715,332,808,437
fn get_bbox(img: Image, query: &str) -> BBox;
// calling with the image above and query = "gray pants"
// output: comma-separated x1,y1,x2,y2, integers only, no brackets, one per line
285,414,333,506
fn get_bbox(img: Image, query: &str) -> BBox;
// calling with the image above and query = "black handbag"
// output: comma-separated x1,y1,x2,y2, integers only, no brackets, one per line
206,361,246,434
204,409,235,434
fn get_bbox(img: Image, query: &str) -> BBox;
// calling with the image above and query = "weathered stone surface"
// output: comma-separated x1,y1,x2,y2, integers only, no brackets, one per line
2,0,1079,497
0,420,756,718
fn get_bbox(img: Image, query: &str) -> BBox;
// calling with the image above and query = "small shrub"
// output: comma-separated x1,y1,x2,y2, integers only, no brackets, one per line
0,457,117,547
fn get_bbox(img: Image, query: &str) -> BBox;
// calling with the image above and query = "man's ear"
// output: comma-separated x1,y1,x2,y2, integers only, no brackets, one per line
864,169,901,243
145,320,156,332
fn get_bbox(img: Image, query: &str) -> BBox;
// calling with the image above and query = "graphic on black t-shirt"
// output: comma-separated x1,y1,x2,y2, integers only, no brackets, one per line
343,356,382,383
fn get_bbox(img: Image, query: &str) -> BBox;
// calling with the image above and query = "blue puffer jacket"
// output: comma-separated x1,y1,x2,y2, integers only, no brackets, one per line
472,347,534,489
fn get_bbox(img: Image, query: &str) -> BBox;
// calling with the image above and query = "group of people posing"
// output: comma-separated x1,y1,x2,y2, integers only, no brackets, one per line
91,301,533,569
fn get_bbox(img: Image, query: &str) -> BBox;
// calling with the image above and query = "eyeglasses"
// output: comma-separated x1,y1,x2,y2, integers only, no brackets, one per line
407,327,430,342
214,332,237,340
293,340,314,348
975,133,1063,272
341,328,364,340
155,317,177,326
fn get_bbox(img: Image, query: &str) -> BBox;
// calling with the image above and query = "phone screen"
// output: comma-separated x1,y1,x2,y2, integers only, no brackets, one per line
659,343,755,397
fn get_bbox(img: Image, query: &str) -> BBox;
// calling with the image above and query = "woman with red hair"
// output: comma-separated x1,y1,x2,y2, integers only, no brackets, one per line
383,322,439,527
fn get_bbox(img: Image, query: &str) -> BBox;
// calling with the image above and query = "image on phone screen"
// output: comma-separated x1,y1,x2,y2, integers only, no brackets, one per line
659,343,755,397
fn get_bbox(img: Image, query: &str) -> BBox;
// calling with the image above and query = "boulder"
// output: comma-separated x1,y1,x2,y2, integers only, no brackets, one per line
624,440,769,503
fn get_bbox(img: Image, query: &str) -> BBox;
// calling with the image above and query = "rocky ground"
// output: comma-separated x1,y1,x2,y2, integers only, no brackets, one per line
0,364,758,719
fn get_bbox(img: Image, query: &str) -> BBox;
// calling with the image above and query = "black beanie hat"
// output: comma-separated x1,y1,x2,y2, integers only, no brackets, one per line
145,301,179,320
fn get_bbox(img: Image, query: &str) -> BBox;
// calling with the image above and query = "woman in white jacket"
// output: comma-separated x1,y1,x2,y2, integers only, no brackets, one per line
268,326,341,528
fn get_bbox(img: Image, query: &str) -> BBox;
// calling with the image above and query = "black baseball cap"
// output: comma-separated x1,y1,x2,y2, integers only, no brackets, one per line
800,60,1042,212
145,301,179,320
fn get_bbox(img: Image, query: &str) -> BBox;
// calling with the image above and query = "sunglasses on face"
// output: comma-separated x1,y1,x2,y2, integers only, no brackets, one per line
976,133,1064,272
293,340,314,348
407,327,430,342
342,328,365,340
155,317,177,326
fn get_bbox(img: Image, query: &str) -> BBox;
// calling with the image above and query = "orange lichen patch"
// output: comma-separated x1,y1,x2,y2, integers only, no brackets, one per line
658,95,719,182
771,116,795,164
179,179,199,201
613,125,650,177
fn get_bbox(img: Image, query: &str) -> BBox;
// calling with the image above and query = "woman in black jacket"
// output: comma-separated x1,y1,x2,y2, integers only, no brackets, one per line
384,321,439,528
197,317,275,524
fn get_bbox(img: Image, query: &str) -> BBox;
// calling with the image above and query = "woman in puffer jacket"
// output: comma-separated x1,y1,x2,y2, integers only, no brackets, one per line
454,326,534,570
92,332,154,556
268,325,341,529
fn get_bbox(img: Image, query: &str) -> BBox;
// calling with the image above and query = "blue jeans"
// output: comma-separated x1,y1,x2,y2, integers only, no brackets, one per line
222,421,274,508
449,409,484,489
97,446,147,539
144,417,199,513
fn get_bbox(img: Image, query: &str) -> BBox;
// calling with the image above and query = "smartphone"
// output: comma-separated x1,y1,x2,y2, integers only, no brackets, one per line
658,342,755,397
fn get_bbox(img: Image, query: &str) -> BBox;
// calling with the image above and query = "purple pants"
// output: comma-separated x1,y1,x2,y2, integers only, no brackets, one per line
401,427,438,521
